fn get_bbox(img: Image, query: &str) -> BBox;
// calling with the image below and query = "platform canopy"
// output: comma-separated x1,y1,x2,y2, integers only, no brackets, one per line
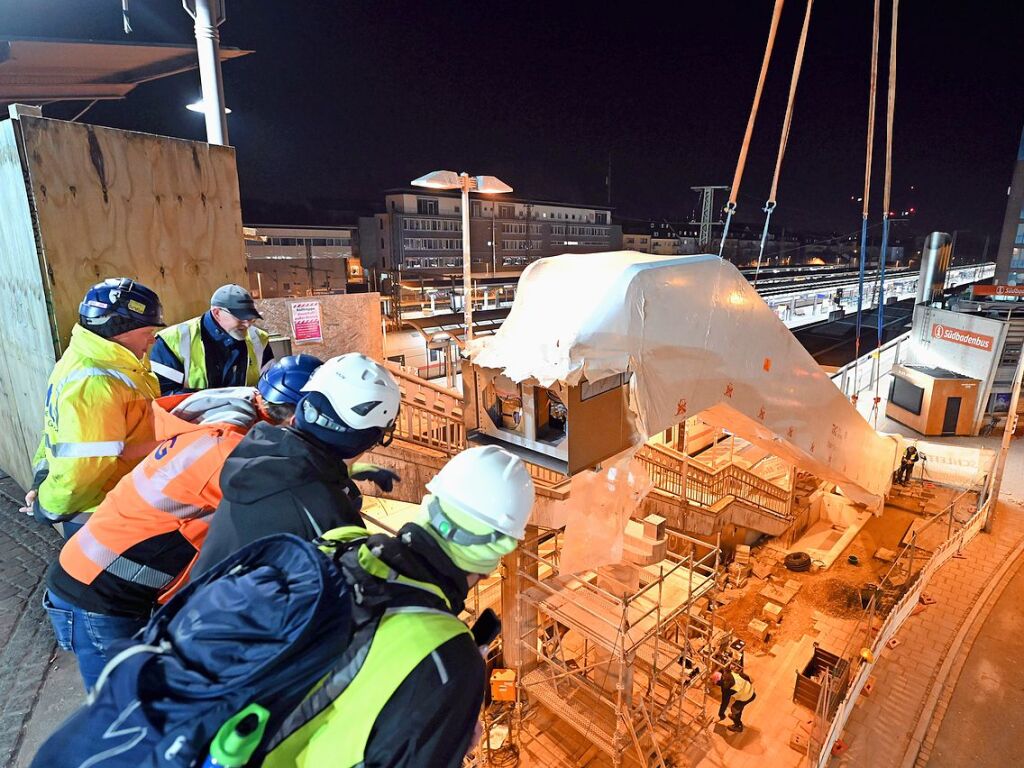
469,251,899,510
0,38,250,108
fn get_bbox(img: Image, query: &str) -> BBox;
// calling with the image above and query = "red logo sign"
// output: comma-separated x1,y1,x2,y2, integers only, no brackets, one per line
931,323,993,352
973,284,1024,297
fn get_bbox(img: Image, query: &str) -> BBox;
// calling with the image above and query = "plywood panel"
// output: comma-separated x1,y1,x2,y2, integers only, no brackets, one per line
19,116,248,351
0,119,58,486
255,293,384,361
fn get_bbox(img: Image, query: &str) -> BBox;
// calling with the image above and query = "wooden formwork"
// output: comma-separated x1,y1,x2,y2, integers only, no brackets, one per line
0,108,247,486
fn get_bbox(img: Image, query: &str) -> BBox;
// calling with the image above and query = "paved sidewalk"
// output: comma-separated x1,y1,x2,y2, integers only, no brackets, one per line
837,500,1024,767
925,558,1024,766
0,472,64,766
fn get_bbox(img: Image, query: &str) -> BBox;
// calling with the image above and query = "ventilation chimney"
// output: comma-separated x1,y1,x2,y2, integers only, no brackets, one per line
917,232,952,305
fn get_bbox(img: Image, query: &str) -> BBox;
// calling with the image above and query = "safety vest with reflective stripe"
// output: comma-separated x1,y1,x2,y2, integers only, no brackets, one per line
263,608,470,768
730,671,755,702
154,316,268,389
33,325,160,521
53,400,249,615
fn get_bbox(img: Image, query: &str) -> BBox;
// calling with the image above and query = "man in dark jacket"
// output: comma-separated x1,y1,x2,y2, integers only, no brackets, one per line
193,353,402,577
262,445,537,768
713,669,756,733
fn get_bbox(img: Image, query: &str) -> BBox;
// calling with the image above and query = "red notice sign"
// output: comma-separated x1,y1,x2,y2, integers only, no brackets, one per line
931,323,994,352
290,300,323,344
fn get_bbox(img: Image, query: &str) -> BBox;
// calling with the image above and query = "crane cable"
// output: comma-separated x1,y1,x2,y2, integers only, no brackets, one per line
752,0,815,287
851,0,881,406
719,0,786,257
872,0,900,427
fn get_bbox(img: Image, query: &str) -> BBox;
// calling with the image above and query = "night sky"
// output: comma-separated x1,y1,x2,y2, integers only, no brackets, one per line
4,1,1023,241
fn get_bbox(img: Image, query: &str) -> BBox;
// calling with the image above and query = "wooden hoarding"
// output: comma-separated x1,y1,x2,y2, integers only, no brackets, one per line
0,111,248,486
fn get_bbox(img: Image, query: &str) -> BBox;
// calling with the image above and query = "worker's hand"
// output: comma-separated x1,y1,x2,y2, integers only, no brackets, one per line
350,464,401,493
20,489,37,516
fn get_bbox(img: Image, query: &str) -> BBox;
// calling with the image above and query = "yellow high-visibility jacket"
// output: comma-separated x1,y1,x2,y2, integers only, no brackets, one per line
32,325,161,522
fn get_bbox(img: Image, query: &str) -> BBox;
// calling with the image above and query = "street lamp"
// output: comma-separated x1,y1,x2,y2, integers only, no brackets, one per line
410,170,513,342
186,100,232,115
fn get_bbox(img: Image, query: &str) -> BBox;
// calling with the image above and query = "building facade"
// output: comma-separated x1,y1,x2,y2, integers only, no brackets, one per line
244,225,364,298
360,190,621,276
995,124,1024,285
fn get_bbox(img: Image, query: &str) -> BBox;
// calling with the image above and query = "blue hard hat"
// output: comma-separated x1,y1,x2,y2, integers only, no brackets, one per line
79,278,165,328
258,354,324,405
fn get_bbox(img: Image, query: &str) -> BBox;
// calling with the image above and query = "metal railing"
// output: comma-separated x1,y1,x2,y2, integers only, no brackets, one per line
637,443,791,519
830,330,910,401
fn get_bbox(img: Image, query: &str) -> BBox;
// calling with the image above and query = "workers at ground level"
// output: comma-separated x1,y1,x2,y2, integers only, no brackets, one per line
150,283,272,395
713,668,756,733
24,278,164,540
192,353,402,578
262,445,535,768
42,355,322,689
897,444,921,484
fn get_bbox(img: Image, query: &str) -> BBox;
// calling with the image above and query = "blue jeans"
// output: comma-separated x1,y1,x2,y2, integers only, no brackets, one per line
43,590,146,690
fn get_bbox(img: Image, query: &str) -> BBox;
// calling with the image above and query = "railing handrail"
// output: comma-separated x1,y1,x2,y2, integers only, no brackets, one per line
384,360,463,400
829,329,911,384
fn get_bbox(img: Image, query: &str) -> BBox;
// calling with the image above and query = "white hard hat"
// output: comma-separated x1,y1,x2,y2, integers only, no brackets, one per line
300,353,400,430
426,445,536,539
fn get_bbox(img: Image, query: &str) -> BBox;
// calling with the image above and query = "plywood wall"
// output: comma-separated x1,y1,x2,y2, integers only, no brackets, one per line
0,119,58,487
255,293,384,362
0,113,248,485
19,115,248,350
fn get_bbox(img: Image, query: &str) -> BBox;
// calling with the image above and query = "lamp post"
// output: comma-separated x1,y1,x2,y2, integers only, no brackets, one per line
410,171,512,343
183,0,230,145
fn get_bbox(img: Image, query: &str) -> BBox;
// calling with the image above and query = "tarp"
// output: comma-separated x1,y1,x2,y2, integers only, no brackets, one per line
470,251,899,511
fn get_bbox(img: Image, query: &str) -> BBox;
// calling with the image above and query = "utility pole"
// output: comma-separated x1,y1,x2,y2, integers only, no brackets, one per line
690,185,729,249
183,0,229,145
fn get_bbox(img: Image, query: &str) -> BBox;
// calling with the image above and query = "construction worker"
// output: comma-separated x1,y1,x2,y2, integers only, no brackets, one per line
42,355,323,690
713,669,756,733
261,445,536,768
24,278,164,540
897,444,920,485
150,284,273,395
192,353,402,578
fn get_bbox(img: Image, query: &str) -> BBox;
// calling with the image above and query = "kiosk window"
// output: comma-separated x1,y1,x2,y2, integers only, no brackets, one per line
889,376,924,415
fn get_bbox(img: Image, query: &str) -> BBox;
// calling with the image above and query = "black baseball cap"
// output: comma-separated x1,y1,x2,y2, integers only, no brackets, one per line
211,284,262,320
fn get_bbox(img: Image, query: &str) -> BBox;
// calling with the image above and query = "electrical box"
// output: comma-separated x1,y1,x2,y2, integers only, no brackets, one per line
462,361,636,476
490,668,517,702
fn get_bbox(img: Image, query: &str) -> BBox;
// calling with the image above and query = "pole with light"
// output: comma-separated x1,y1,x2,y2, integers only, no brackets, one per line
183,0,229,145
410,171,512,342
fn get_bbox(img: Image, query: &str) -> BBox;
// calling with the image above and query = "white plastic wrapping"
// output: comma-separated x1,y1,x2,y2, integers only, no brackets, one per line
470,252,899,511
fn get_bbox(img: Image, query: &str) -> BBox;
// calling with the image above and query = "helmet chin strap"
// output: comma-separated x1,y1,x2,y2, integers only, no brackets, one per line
427,497,500,546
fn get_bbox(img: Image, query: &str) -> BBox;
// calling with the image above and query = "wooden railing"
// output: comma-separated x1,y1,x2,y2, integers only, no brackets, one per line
637,443,791,520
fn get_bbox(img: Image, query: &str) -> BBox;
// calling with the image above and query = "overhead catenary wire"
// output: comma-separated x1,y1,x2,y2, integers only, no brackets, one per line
753,0,815,287
719,0,786,257
851,0,881,405
872,0,900,427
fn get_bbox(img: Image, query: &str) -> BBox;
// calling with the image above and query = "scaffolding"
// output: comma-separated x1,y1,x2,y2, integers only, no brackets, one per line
492,527,728,768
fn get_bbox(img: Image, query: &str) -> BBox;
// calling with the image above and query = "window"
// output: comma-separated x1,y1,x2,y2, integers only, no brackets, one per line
595,212,608,225
471,201,482,217
503,223,527,234
499,204,515,218
889,376,924,415
417,198,439,215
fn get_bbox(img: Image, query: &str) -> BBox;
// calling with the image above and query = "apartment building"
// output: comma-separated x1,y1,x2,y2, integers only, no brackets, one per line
359,190,622,276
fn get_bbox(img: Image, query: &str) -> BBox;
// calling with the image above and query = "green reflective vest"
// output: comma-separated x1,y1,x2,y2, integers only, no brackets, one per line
33,325,160,520
154,316,268,389
731,671,754,702
263,607,470,768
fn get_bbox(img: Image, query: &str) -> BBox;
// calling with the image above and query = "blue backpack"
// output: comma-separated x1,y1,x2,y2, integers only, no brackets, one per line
32,534,355,768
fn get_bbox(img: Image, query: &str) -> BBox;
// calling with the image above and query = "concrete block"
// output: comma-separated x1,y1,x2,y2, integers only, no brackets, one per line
763,601,784,623
735,544,751,564
642,514,666,540
748,618,770,641
874,547,898,562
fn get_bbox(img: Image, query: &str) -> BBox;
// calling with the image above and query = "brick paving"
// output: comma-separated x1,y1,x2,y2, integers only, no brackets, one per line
0,472,62,767
836,501,1024,768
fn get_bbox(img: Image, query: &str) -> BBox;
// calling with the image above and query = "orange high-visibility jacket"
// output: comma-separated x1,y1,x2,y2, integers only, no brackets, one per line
47,394,252,618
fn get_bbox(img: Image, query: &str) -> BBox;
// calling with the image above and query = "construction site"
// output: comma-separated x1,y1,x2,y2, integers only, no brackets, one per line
1,2,1021,767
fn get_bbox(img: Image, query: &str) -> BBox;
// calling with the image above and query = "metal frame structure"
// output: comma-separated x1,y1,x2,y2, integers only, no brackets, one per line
503,528,728,768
